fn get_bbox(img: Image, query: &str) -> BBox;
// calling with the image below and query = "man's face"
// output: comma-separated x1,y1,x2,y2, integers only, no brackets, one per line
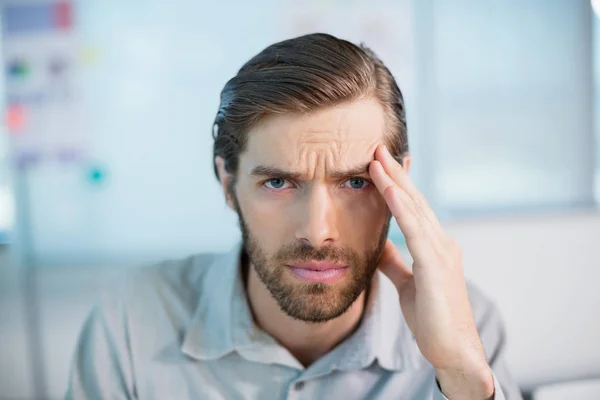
228,98,392,323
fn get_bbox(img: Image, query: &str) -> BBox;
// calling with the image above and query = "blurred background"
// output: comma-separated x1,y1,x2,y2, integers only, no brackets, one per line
0,0,599,399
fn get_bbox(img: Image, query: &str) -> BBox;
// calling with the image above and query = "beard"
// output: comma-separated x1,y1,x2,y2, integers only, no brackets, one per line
232,193,390,324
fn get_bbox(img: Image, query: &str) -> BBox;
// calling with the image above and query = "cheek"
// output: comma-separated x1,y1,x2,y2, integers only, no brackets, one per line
339,191,389,238
235,184,294,241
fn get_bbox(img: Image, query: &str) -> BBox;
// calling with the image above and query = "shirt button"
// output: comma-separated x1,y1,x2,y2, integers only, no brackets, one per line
294,381,305,391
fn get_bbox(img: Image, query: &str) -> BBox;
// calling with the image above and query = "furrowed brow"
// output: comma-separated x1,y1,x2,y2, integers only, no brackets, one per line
329,162,372,179
249,165,303,181
250,161,373,180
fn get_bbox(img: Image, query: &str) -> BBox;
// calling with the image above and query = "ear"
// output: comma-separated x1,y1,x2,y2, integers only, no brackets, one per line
401,154,412,173
215,156,236,210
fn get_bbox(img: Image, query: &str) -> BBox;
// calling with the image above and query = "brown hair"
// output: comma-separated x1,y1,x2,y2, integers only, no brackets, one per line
212,33,408,182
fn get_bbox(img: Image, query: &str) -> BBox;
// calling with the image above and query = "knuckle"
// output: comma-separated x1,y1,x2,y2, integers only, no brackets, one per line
414,201,427,219
383,184,398,201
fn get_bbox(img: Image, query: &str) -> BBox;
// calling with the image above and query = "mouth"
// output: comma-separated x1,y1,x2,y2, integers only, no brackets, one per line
286,261,348,283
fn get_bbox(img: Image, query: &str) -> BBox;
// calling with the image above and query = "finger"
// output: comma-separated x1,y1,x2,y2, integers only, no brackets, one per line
375,145,444,233
369,160,414,214
378,241,417,333
369,160,420,238
377,239,413,289
375,145,420,199
370,160,446,267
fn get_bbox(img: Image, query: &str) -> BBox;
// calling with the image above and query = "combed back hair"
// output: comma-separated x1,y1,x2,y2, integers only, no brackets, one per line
212,32,408,182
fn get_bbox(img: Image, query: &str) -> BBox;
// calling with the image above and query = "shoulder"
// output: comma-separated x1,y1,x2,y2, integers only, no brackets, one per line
125,253,218,306
93,252,223,334
100,253,216,300
88,251,229,357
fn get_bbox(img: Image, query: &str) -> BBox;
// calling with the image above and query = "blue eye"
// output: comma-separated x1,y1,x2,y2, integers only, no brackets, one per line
344,178,368,189
265,178,287,189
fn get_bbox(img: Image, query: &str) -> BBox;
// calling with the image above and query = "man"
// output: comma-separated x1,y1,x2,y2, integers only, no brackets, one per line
67,33,522,399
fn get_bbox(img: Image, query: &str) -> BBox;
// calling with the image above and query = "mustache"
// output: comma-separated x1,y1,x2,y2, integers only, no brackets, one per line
273,242,359,264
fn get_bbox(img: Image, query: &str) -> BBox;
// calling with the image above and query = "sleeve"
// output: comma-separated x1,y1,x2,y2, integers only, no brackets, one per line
432,291,523,400
65,278,137,400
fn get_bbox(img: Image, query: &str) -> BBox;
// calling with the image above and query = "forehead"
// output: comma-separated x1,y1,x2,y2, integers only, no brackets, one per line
243,97,387,168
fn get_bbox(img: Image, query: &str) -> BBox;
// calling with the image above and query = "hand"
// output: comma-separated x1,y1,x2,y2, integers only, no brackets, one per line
369,145,494,399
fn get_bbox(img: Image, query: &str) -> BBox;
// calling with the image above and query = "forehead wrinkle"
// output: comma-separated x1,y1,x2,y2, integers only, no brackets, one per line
294,143,364,181
248,130,379,181
242,97,387,181
295,144,322,180
300,127,344,144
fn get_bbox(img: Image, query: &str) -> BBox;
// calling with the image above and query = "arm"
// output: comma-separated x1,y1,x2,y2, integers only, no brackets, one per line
432,294,523,400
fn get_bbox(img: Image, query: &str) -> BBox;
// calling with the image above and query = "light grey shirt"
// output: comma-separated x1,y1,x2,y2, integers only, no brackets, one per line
66,243,522,399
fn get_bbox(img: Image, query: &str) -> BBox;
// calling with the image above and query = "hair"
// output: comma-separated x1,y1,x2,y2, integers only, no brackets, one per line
212,32,408,184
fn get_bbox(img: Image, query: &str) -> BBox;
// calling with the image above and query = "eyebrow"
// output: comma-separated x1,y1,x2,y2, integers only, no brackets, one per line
249,162,372,180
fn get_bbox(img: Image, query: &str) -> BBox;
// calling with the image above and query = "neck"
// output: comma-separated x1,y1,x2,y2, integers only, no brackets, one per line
245,260,367,368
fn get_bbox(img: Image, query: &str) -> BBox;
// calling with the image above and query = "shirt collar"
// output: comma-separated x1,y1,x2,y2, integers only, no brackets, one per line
181,242,426,372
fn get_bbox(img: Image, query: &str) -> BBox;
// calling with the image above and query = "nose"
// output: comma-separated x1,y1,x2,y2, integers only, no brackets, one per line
295,184,339,248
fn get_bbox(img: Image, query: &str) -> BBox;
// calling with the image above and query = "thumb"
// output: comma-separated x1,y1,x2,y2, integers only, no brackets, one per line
377,239,413,290
378,239,417,334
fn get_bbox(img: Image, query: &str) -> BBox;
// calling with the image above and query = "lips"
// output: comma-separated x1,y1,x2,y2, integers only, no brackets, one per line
289,261,346,271
287,261,348,283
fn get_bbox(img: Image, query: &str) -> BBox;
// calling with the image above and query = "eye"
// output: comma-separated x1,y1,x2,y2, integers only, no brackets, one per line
342,177,369,190
264,178,292,190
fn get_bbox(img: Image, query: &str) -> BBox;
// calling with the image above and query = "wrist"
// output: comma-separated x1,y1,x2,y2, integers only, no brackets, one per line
435,364,495,400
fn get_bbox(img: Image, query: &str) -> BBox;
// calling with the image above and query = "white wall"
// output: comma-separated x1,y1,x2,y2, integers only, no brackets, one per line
449,212,600,391
427,0,595,212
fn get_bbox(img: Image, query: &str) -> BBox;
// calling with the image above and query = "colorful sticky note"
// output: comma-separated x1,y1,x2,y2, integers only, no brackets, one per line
87,165,107,185
6,104,27,134
7,60,30,80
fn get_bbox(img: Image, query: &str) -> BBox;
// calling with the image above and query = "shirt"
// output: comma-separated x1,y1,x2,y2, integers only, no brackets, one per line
66,242,523,399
